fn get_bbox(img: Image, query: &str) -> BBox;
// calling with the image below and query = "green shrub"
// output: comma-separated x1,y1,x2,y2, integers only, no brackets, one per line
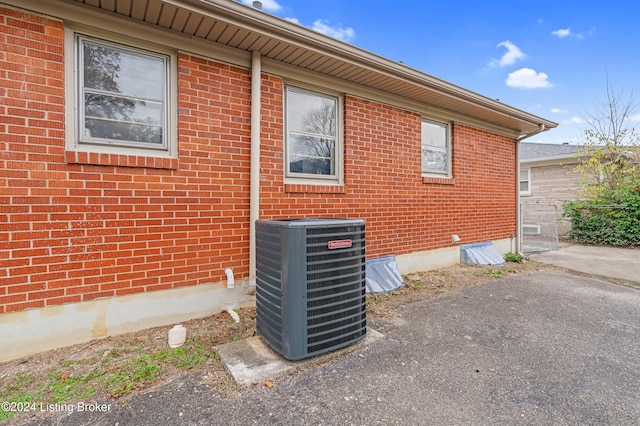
504,252,523,263
563,177,640,247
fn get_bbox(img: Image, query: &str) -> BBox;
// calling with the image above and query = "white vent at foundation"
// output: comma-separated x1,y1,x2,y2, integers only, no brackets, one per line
522,224,541,235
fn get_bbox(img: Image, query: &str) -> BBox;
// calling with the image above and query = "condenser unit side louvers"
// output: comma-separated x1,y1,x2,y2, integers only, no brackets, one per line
255,218,366,360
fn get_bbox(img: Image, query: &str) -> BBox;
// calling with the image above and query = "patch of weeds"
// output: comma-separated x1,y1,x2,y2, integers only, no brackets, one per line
156,337,215,369
100,348,123,362
221,375,241,393
210,349,221,363
487,269,505,279
0,374,42,421
131,354,161,382
175,351,206,369
406,280,425,290
1,370,99,420
365,294,387,310
1,327,232,418
3,373,34,394
0,392,41,421
364,298,375,312
179,338,216,368
195,323,216,334
504,252,524,263
486,268,519,279
42,370,98,404
101,367,134,397
102,354,159,397
102,337,216,397
225,336,241,343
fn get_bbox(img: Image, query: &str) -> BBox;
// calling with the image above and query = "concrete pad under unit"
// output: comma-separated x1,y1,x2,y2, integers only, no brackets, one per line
216,328,384,386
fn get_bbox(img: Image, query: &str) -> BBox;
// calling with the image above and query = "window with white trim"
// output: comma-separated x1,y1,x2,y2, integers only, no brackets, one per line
421,119,450,175
285,86,341,181
72,34,174,155
520,168,531,195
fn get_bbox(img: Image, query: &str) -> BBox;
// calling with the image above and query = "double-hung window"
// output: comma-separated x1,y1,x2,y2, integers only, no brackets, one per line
285,86,341,182
519,168,531,195
421,119,450,175
71,34,174,155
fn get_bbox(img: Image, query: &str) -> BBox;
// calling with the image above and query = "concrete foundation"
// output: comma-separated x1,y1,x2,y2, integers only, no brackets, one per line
1,240,513,362
0,281,255,362
396,238,512,274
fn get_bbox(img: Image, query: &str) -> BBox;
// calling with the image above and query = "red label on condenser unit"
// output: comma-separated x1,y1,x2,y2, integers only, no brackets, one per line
328,239,352,249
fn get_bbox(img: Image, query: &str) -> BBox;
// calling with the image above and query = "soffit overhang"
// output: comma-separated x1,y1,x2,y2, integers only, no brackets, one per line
11,0,558,137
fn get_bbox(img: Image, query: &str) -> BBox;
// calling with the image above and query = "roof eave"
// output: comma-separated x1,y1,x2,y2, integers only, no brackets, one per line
6,0,557,135
521,153,585,165
166,0,557,135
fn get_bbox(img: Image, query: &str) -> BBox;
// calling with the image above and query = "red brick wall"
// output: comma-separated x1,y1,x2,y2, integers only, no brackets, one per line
260,93,517,258
0,6,516,315
0,7,252,313
1,7,67,313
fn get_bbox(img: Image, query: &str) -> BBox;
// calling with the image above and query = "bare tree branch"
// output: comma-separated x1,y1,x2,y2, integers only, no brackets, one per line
576,75,640,192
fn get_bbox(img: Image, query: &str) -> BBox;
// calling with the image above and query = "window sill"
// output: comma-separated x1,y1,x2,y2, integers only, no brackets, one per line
422,176,455,185
285,183,346,194
65,151,179,170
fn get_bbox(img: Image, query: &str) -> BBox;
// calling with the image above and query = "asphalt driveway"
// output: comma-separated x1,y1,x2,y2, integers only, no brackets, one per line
36,268,640,425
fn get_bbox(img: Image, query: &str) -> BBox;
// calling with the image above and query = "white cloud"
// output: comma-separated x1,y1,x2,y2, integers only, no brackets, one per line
506,68,553,89
563,116,587,124
551,107,567,113
310,19,355,42
282,16,356,42
552,28,571,38
630,114,640,122
552,27,596,39
238,0,281,11
489,41,525,67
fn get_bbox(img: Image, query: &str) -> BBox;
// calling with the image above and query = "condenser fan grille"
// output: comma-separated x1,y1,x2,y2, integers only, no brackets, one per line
304,224,366,354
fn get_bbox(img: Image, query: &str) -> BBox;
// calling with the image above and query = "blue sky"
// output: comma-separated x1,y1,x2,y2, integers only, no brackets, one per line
240,0,640,144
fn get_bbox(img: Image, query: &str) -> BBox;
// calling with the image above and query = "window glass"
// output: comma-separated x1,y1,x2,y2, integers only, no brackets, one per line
79,37,167,148
286,87,338,178
520,169,530,193
422,120,449,174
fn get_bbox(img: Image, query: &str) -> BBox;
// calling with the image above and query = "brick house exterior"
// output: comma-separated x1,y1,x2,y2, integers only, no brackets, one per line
0,0,556,360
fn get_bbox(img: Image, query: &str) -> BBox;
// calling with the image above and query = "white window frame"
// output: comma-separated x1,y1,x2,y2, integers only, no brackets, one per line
520,168,531,196
284,86,343,184
421,119,451,177
65,27,177,158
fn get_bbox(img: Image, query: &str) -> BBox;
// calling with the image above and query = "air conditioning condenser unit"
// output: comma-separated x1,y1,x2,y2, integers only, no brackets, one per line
255,218,366,360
